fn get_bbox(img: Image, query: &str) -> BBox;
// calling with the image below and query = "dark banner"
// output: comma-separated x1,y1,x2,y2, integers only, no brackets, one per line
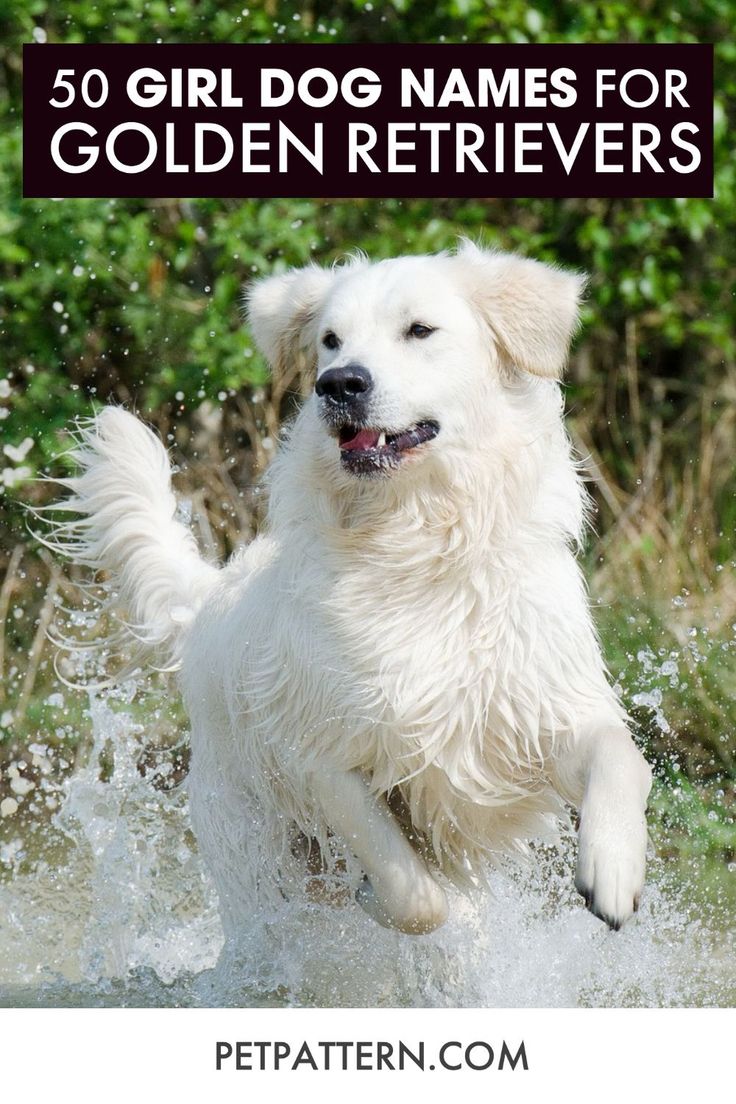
23,43,713,199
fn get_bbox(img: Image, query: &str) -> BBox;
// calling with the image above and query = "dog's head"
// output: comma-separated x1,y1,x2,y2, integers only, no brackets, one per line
247,243,585,480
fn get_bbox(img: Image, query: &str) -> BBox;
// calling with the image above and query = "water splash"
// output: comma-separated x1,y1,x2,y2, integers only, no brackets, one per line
0,675,733,1008
0,682,222,1003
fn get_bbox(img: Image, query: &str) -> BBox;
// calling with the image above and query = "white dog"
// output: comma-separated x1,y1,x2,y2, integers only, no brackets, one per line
51,242,651,940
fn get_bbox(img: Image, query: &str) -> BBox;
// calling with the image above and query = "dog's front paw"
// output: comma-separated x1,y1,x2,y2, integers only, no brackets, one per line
575,811,647,930
355,874,448,935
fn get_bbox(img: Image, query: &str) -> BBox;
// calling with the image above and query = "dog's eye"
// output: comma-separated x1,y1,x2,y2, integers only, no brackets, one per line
407,323,435,339
322,331,340,350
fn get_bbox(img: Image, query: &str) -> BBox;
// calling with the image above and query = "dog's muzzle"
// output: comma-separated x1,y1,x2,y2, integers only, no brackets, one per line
315,363,439,477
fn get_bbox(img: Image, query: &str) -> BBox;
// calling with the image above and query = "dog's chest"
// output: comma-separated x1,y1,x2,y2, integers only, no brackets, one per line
323,552,546,760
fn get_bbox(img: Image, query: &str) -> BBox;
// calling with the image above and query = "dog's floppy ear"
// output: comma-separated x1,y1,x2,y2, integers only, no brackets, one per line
457,242,586,379
246,265,335,376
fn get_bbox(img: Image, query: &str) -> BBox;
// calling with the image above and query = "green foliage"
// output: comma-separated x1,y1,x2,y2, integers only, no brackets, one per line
0,3,734,519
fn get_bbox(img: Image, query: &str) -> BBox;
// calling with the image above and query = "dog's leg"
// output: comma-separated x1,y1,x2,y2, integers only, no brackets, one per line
551,719,652,930
308,767,448,935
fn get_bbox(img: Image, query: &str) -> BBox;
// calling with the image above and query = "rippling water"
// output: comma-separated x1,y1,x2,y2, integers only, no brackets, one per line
0,690,733,1009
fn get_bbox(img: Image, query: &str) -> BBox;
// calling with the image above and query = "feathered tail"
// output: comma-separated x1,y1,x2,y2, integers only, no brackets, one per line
41,406,218,667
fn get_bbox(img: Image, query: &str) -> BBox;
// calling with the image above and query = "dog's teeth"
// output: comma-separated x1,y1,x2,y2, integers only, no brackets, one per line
377,432,386,448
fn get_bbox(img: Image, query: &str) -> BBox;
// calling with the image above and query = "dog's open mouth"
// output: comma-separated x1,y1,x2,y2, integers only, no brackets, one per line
337,421,440,475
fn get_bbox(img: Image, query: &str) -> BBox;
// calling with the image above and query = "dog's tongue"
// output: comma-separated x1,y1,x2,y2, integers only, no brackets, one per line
340,428,380,451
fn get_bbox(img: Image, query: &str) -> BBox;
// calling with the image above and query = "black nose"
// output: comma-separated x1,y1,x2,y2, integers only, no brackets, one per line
315,364,373,405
